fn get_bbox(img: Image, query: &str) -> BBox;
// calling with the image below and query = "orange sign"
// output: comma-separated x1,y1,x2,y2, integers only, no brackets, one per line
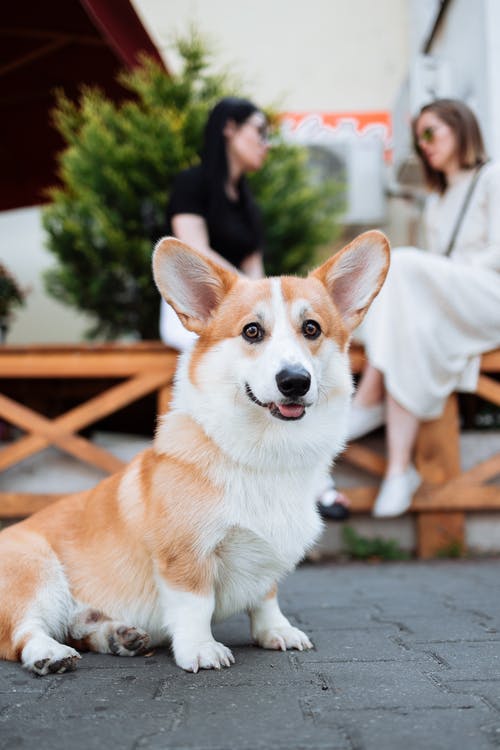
280,111,393,161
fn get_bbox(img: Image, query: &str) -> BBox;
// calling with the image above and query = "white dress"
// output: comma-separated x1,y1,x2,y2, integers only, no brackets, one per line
159,299,197,352
358,161,500,420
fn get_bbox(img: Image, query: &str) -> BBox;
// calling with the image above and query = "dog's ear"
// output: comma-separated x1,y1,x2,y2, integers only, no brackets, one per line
311,230,390,332
153,237,238,334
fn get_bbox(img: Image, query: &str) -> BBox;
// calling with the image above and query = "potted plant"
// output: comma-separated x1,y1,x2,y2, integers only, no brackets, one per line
0,263,25,342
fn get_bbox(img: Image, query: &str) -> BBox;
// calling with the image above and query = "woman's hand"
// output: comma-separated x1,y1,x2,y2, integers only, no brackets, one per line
240,251,265,279
171,214,264,278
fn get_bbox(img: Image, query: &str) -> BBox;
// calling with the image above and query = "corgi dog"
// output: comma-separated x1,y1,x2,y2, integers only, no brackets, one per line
0,231,389,675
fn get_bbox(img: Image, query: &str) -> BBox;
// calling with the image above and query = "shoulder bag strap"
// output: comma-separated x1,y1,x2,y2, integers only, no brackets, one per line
444,161,488,257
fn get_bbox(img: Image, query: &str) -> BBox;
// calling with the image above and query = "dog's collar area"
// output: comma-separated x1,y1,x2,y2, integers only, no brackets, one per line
244,383,306,421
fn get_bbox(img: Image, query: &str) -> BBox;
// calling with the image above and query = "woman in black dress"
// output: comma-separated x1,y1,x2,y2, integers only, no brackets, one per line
159,97,269,350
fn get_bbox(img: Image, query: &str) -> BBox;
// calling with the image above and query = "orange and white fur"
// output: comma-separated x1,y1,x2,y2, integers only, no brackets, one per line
0,231,389,675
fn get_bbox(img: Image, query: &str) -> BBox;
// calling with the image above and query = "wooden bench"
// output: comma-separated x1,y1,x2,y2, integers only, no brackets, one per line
340,344,500,558
0,343,178,517
1,342,499,558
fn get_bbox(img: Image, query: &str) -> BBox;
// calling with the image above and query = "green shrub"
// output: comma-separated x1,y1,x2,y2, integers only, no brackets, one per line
43,32,342,340
342,525,411,561
0,263,25,321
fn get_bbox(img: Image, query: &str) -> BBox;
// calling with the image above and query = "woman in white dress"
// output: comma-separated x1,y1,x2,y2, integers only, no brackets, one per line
348,98,500,517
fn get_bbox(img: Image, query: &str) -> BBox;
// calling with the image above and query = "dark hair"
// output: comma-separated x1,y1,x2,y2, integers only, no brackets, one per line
200,97,264,232
201,97,260,182
412,98,487,193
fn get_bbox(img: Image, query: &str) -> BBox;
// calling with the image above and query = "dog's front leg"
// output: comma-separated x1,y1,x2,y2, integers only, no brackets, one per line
249,585,313,652
156,578,234,672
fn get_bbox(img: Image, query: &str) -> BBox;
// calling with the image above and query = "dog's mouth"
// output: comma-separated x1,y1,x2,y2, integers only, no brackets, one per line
245,383,306,421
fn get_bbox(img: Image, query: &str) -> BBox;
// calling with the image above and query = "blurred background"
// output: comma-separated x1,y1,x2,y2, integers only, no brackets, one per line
1,0,499,555
1,0,499,344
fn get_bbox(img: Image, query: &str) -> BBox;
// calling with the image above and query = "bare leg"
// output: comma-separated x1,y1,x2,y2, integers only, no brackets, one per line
347,364,386,440
385,394,420,475
372,393,421,517
349,367,421,517
354,367,420,470
353,363,385,407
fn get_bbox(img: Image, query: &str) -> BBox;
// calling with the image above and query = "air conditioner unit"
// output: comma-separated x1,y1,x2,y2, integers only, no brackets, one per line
280,113,387,225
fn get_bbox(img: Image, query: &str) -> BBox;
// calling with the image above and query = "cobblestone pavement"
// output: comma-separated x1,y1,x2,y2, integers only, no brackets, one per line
1,559,499,750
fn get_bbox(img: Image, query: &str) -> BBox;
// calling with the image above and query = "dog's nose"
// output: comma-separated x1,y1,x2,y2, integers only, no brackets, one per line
276,366,311,398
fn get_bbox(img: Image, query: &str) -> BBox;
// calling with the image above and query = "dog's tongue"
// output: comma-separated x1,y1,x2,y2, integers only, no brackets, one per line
277,403,305,419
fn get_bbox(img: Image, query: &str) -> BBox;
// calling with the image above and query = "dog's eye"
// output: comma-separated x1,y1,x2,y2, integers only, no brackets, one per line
242,322,264,343
302,320,321,340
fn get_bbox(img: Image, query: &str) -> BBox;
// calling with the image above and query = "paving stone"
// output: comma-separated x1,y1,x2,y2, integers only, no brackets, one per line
161,687,350,750
391,613,497,642
290,603,384,632
291,627,433,663
337,707,499,750
1,560,500,750
443,678,500,711
300,661,482,711
421,641,500,680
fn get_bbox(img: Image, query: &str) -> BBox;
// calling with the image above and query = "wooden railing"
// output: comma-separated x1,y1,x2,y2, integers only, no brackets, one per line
1,342,499,558
0,343,178,517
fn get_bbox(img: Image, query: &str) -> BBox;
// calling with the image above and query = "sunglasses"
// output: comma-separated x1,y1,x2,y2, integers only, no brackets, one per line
253,122,271,145
416,124,446,145
243,118,270,145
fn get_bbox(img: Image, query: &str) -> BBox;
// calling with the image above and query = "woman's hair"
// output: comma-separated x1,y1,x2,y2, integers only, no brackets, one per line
412,98,487,193
200,97,260,183
200,97,265,230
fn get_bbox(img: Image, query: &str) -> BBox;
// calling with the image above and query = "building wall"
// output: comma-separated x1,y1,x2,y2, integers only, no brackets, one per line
394,0,500,169
428,0,500,160
132,0,410,111
0,207,93,343
484,0,500,159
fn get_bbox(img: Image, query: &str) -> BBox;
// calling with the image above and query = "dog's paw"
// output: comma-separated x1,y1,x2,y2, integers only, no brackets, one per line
33,653,81,675
108,625,151,656
254,626,313,652
23,642,81,676
175,639,235,673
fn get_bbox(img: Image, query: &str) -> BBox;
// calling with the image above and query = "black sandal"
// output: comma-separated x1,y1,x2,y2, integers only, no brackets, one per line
317,482,350,521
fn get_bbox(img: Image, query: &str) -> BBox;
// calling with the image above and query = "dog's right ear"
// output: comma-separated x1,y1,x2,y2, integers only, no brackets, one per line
311,230,390,333
152,237,238,334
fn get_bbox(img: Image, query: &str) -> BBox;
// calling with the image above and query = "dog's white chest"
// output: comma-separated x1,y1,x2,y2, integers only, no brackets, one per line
212,474,322,621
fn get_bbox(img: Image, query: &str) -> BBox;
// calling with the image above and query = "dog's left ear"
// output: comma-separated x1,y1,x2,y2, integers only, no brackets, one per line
311,230,390,332
153,237,238,334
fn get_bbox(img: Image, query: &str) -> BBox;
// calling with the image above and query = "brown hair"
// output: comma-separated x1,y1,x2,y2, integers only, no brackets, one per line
412,99,487,193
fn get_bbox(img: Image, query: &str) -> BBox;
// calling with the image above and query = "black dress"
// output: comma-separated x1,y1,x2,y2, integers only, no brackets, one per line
166,166,264,267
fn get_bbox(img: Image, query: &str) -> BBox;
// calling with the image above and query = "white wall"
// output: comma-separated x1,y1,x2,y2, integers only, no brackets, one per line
428,0,488,127
482,0,500,160
132,0,410,111
393,0,500,178
0,207,93,343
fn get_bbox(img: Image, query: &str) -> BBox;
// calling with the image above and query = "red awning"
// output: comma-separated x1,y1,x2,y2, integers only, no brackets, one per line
80,0,164,69
0,0,166,211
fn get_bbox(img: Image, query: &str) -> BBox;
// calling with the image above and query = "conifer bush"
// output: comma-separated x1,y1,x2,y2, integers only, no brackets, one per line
43,34,342,340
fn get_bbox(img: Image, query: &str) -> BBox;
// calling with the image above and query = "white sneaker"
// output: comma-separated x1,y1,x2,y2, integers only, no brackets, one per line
346,402,386,441
372,465,421,518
